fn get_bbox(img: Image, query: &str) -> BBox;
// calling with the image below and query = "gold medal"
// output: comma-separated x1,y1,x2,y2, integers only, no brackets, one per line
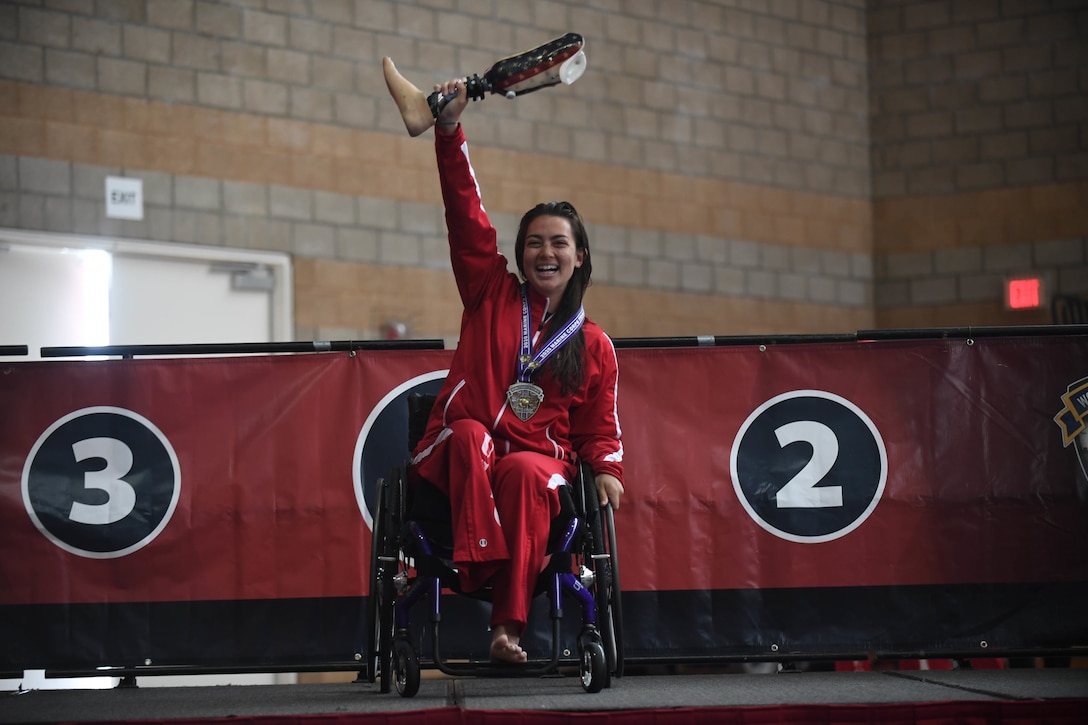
507,381,544,421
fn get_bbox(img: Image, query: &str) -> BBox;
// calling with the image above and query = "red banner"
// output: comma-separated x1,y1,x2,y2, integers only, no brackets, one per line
0,350,447,606
617,337,1088,593
1,335,1085,668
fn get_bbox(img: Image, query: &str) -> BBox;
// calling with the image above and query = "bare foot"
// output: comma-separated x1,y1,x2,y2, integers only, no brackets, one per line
490,625,528,664
382,57,435,137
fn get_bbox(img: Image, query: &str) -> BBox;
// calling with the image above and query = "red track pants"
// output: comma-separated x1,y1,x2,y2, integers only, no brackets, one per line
411,418,571,633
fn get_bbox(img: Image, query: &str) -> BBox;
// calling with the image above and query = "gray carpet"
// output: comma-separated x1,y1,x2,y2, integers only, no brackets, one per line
2,668,1087,723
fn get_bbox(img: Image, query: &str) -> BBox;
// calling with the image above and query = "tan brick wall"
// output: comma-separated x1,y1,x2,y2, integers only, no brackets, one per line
874,184,1088,254
293,258,875,341
872,184,1088,328
877,300,1051,329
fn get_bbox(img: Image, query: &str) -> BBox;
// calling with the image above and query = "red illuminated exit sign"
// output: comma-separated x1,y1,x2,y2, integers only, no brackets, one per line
1004,276,1045,310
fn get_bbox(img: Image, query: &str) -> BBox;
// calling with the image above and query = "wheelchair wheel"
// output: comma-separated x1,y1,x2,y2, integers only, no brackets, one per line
586,497,624,680
602,503,625,678
365,476,396,693
579,637,608,693
393,639,420,698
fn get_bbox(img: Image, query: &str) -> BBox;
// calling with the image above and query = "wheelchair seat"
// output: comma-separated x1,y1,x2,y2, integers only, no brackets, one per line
365,392,623,696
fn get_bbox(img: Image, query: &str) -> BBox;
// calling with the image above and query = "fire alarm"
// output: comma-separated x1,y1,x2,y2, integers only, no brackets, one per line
380,321,408,340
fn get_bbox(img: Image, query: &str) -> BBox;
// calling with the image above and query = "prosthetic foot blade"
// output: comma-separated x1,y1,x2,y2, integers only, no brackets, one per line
483,32,586,97
382,56,435,137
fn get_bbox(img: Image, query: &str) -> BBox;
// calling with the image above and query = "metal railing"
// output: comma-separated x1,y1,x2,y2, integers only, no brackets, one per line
10,323,1088,358
613,324,1088,348
37,339,446,359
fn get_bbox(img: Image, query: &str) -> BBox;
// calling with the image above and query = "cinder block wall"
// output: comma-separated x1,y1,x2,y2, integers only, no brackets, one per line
869,0,1088,327
0,1,1083,341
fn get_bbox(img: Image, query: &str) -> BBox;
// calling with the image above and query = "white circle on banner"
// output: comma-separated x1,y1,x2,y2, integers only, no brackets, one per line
353,370,448,530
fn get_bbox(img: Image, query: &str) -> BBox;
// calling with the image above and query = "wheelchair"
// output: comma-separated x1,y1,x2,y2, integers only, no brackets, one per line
365,393,624,696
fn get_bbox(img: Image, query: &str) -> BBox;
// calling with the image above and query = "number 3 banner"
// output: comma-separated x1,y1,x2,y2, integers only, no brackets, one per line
0,335,1085,673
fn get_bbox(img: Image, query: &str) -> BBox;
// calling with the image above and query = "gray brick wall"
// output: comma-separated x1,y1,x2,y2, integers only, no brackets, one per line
869,0,1088,198
0,0,871,198
877,236,1088,306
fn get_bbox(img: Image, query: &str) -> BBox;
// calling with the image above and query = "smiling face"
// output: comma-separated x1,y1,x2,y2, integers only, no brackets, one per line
520,215,585,308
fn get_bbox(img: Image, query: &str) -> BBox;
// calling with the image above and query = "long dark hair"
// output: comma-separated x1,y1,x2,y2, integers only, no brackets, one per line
514,201,592,396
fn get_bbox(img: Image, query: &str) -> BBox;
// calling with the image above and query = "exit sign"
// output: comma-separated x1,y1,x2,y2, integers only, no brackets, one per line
105,176,144,220
1004,276,1044,310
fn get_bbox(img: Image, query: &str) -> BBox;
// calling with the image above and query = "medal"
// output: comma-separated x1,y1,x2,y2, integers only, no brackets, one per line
508,283,585,421
507,381,545,421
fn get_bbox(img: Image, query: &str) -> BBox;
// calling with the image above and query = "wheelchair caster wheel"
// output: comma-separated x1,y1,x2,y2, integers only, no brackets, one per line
393,640,420,698
579,639,608,693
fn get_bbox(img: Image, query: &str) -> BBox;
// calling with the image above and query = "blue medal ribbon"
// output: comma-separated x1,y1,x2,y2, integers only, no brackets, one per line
507,283,584,421
517,282,585,383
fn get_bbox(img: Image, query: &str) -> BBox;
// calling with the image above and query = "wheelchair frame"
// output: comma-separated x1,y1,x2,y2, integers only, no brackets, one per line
364,397,624,696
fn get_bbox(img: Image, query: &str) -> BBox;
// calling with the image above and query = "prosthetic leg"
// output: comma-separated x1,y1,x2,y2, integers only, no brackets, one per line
383,32,587,137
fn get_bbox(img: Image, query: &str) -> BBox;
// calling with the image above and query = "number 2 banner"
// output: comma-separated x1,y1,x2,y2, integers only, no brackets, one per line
0,335,1085,673
616,336,1087,660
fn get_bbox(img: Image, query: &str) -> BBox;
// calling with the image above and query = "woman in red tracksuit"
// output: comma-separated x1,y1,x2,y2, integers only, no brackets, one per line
409,78,625,664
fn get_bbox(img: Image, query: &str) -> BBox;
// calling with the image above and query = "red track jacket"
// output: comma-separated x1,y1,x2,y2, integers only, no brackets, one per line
412,127,624,483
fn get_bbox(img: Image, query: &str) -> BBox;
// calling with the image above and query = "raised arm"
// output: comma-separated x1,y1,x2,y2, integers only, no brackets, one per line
433,79,507,312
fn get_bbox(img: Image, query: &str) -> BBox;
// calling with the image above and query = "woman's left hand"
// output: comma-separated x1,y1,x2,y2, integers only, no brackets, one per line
595,473,624,511
433,78,468,134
